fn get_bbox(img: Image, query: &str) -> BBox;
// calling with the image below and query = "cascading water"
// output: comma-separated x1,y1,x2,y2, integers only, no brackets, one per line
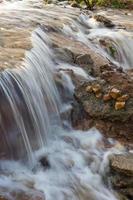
0,28,63,163
63,13,133,69
0,1,132,200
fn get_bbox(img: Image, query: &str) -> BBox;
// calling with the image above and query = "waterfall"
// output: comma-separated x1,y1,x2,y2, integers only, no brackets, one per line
63,13,133,69
1,1,132,200
0,26,118,200
0,28,62,163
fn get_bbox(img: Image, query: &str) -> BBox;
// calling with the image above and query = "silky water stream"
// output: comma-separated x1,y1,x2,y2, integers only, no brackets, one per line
0,1,133,200
63,12,133,69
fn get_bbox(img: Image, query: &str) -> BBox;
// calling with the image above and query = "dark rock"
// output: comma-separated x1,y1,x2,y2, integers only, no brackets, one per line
100,64,115,73
94,15,115,28
39,156,50,169
118,188,133,199
116,193,129,200
46,0,58,4
71,2,81,8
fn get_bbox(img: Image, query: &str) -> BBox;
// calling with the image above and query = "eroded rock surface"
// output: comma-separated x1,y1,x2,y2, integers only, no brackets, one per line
110,154,133,176
74,73,133,121
72,64,133,145
109,153,133,200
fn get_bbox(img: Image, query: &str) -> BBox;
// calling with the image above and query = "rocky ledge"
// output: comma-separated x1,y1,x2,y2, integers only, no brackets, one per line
72,65,133,146
109,153,133,200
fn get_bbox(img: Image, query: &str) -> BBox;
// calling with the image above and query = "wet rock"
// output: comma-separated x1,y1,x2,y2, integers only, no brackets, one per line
110,154,133,176
54,47,74,63
46,0,58,4
41,25,59,33
100,64,115,73
61,135,80,148
109,153,133,200
0,188,45,200
50,32,110,77
39,156,50,169
57,1,69,6
58,68,88,90
75,54,94,66
75,54,94,75
71,2,81,8
118,188,133,200
63,159,75,169
94,15,115,28
116,193,129,200
12,190,45,200
73,68,133,144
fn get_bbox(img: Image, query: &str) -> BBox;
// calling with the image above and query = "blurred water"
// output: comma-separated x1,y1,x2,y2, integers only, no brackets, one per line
63,13,133,69
0,1,131,200
0,24,118,200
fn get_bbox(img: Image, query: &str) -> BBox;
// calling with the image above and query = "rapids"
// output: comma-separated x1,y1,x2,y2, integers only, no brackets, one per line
0,0,133,200
63,13,133,69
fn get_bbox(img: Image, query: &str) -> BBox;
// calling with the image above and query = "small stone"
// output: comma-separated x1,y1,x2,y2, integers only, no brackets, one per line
92,84,101,93
95,92,102,99
117,94,129,102
94,15,115,28
109,88,121,99
86,85,92,92
103,94,112,101
39,156,50,169
115,101,125,110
